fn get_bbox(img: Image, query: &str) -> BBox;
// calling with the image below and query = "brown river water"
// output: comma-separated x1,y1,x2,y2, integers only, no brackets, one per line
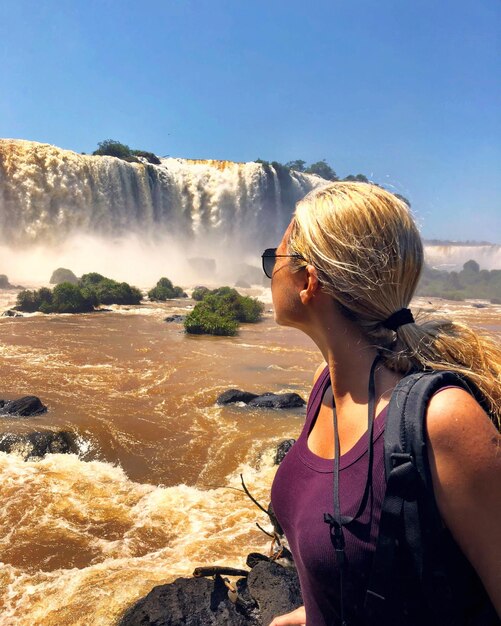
0,288,499,625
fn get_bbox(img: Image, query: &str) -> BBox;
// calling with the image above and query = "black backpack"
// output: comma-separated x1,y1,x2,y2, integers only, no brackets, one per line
365,370,499,625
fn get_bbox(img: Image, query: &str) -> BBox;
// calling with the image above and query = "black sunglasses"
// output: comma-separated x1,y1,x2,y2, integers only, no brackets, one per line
261,248,304,279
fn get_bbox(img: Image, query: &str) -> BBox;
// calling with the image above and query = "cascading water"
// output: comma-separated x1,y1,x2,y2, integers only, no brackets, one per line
0,140,322,248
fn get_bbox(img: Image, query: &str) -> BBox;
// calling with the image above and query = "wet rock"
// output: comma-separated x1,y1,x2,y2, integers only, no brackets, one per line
248,393,305,409
217,391,305,409
216,389,259,405
50,267,79,285
164,314,186,323
0,396,47,417
247,561,302,626
119,560,301,626
2,309,22,317
246,553,271,568
274,439,296,464
0,431,78,459
119,574,258,626
0,275,23,289
472,303,487,308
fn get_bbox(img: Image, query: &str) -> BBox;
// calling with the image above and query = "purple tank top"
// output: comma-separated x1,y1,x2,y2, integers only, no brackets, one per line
271,366,388,626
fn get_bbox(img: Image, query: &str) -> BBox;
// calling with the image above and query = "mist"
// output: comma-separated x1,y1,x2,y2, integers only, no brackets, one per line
0,232,266,290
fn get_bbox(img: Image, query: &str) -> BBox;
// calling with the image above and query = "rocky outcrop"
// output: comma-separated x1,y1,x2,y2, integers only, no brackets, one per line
0,396,47,417
50,267,79,285
216,390,305,409
0,431,78,459
119,560,301,626
0,274,23,289
247,561,302,626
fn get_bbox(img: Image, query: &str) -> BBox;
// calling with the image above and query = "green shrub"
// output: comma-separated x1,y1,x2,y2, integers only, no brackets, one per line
148,277,187,301
79,273,142,305
16,284,94,313
183,286,264,336
191,286,210,301
92,140,161,165
50,282,95,313
184,304,238,336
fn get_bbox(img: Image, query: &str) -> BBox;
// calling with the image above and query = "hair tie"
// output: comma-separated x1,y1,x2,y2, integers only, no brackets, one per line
382,308,414,331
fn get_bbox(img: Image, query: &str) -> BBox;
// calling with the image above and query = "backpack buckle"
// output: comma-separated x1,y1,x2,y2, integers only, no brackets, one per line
391,452,412,468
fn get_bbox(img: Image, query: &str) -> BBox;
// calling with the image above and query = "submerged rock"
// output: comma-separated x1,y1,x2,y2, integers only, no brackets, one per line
216,389,259,405
0,396,47,417
2,309,22,317
164,315,186,323
248,393,305,409
0,431,78,459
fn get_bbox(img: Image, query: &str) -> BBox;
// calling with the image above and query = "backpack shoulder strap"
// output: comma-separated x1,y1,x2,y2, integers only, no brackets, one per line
365,370,472,624
383,370,473,485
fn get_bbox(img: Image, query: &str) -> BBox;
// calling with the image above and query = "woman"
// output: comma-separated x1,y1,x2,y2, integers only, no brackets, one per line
262,183,501,626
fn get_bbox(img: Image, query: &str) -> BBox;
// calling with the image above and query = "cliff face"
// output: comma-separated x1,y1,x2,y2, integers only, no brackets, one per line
0,140,324,249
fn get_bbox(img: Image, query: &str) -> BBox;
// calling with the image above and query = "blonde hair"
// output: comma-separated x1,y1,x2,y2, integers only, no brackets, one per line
289,182,501,427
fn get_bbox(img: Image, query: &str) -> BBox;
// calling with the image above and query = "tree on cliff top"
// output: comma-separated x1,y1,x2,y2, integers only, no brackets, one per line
92,140,161,165
93,140,132,159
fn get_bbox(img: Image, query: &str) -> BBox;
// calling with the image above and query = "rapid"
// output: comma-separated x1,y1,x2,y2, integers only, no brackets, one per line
0,288,499,625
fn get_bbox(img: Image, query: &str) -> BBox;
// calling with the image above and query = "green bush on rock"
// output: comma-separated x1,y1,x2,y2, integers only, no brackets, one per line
79,273,142,305
16,274,142,313
184,286,264,336
191,286,211,301
148,277,187,301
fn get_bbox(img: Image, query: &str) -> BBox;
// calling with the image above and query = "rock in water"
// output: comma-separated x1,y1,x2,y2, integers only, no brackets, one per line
2,310,22,317
164,315,186,323
0,396,47,417
248,393,305,409
247,561,302,626
119,575,257,626
274,439,296,464
0,431,78,459
50,267,79,285
216,389,259,405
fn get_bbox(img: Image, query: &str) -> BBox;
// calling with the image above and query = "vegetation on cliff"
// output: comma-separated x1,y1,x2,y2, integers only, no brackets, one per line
148,277,187,300
416,260,501,302
92,140,161,165
184,287,264,336
16,273,142,313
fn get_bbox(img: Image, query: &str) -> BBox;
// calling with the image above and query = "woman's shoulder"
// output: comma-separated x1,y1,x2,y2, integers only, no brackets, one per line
426,386,499,451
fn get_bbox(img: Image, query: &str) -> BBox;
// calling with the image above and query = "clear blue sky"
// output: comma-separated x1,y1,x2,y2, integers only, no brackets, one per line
1,0,499,242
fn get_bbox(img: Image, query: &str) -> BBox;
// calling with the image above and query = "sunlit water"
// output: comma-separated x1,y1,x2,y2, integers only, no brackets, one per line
0,289,499,625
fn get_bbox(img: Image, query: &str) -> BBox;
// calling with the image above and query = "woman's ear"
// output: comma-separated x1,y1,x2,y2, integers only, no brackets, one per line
299,265,320,304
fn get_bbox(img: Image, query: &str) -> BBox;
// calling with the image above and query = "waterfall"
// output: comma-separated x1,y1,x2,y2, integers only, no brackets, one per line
0,140,323,249
424,244,501,271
